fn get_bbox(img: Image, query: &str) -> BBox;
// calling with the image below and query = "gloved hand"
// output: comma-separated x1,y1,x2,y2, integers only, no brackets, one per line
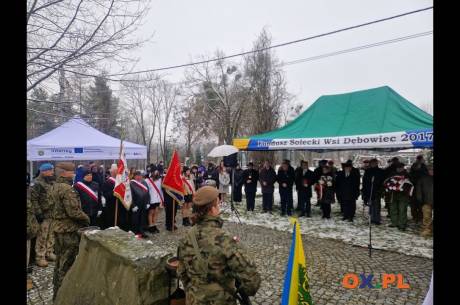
146,204,150,210
132,206,139,213
97,210,102,217
101,196,106,207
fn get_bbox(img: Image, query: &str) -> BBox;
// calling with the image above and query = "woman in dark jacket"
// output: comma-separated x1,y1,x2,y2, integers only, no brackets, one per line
259,161,277,212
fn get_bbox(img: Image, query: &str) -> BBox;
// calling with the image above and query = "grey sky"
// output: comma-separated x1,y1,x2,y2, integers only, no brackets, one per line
123,0,433,112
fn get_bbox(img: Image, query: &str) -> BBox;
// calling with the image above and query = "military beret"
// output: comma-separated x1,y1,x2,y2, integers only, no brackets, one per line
56,162,75,171
39,163,54,171
193,186,219,206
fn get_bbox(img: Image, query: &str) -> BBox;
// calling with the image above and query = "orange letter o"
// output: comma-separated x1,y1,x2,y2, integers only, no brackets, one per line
342,273,359,289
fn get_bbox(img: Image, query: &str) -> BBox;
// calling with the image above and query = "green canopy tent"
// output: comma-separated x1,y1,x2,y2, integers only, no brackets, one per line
233,86,433,152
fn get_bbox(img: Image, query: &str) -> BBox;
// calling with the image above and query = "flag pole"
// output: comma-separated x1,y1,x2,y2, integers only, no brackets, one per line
172,198,175,232
115,130,124,227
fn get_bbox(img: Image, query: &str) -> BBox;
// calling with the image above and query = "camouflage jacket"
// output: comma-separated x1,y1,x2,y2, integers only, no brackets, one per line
50,176,90,233
30,175,55,218
27,189,39,239
177,215,261,305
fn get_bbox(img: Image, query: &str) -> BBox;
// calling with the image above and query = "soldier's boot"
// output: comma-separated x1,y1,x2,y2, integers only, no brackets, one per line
27,278,33,290
36,258,48,267
46,253,57,262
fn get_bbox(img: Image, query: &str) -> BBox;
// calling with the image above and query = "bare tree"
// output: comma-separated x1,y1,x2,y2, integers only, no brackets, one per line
244,29,291,136
173,95,208,160
154,79,179,161
185,51,249,145
27,0,150,92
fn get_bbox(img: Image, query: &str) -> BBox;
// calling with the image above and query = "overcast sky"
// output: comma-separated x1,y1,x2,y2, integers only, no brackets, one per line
120,0,433,112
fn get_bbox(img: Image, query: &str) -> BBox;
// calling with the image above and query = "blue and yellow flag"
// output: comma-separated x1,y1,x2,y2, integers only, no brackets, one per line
281,218,313,305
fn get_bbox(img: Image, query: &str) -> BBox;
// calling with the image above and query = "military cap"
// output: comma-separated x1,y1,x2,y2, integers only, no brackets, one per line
56,162,75,171
134,170,142,176
193,186,219,206
391,157,399,162
39,163,54,171
369,158,379,163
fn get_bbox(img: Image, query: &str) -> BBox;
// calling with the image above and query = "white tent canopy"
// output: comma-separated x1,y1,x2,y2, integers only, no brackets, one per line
27,116,147,161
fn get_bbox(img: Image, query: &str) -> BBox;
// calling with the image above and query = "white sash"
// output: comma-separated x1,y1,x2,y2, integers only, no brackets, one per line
75,181,98,202
107,177,116,184
147,178,164,204
132,180,148,193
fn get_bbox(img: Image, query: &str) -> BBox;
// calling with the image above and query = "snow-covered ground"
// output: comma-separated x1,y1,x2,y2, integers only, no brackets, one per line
220,189,433,259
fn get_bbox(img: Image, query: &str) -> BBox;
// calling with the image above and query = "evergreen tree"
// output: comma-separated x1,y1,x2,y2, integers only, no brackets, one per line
194,147,203,165
84,76,120,137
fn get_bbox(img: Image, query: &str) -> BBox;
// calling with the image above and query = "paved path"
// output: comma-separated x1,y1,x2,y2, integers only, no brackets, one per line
27,209,432,305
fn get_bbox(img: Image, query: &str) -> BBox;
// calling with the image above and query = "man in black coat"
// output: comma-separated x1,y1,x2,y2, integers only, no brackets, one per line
242,162,259,211
295,161,315,217
362,159,385,225
277,160,295,216
73,168,103,227
232,164,244,203
336,161,361,222
129,171,150,238
259,161,277,213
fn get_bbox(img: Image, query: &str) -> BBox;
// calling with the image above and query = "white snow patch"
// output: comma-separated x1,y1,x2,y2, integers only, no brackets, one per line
221,193,433,259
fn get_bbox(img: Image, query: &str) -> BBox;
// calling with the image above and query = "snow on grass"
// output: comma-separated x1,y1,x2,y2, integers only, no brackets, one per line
220,190,433,259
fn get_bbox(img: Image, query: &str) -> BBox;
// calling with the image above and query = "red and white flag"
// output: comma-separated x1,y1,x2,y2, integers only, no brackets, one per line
114,141,132,210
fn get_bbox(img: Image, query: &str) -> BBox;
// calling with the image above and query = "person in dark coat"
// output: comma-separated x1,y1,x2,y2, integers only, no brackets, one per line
277,160,295,216
232,164,244,203
191,165,203,190
317,165,335,219
101,164,119,229
129,171,149,238
295,161,315,217
259,161,277,213
204,162,219,189
409,155,429,223
383,157,400,216
73,168,103,227
362,158,385,224
242,162,259,211
313,159,328,203
336,161,361,222
416,164,433,237
157,161,165,176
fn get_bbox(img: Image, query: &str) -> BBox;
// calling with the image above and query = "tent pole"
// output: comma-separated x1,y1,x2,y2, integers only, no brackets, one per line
29,161,33,180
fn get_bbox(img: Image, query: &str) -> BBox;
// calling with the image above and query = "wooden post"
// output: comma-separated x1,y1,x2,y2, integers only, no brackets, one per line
114,199,118,227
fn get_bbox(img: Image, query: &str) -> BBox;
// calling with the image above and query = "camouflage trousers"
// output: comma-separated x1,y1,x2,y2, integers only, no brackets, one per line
53,231,80,301
421,204,433,235
35,218,55,260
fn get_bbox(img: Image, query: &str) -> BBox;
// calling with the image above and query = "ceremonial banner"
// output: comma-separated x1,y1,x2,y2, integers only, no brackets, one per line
114,141,132,210
281,218,313,305
162,150,184,203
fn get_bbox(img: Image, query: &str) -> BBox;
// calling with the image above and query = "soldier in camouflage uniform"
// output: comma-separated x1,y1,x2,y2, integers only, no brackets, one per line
177,186,261,305
49,162,90,300
27,188,40,290
31,163,56,267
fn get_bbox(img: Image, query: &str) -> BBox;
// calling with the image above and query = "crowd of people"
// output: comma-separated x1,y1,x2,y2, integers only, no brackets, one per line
26,154,433,297
213,156,433,237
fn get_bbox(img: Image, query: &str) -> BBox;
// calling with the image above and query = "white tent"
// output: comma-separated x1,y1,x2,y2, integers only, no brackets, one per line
27,116,147,161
